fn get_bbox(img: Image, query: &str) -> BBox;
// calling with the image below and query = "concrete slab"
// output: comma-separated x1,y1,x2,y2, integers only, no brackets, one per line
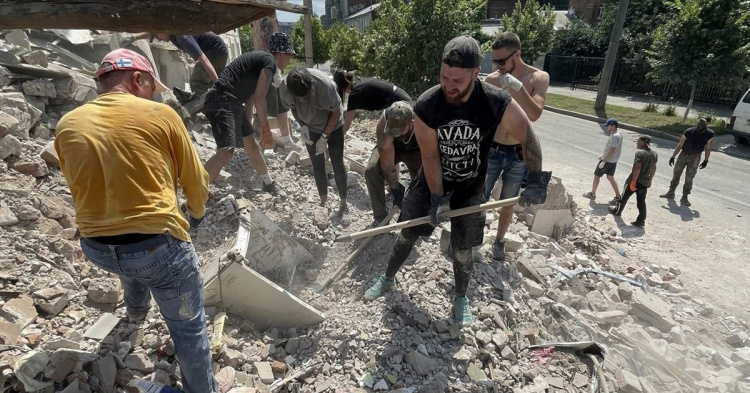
630,291,677,333
83,312,121,340
234,209,315,279
0,317,21,345
204,260,325,331
530,209,574,238
1,294,36,327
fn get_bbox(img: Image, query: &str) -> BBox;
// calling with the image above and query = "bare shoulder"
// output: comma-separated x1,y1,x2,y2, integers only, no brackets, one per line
485,71,502,88
527,67,550,96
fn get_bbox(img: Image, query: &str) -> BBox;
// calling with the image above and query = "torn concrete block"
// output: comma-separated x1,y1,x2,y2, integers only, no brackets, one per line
630,291,676,333
0,134,22,159
204,260,325,331
0,66,11,87
47,355,77,383
0,110,19,137
21,50,49,68
0,317,21,345
92,355,117,393
234,209,315,277
727,331,749,346
37,293,70,315
255,362,274,384
13,156,50,177
22,79,57,98
503,233,524,252
467,363,488,382
405,350,434,376
124,352,154,374
6,30,31,50
530,209,574,238
2,294,37,327
615,368,643,393
524,279,544,297
594,310,628,324
83,313,121,340
0,206,19,226
42,339,80,351
87,279,121,304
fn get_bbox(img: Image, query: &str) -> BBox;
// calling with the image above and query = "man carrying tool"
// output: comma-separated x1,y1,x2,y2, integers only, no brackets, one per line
365,101,422,226
55,49,216,393
659,117,714,207
483,32,550,264
203,33,296,193
362,36,550,326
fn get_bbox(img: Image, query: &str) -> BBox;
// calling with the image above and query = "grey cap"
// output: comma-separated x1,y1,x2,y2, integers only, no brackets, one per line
442,36,481,68
639,135,652,146
384,101,414,137
269,33,295,55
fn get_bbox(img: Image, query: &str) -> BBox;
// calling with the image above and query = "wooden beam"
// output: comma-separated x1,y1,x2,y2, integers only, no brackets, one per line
0,0,308,34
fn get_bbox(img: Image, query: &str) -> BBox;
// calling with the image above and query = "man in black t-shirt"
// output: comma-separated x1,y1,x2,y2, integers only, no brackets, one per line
202,34,296,196
363,36,550,327
659,117,715,206
365,101,422,225
122,32,228,98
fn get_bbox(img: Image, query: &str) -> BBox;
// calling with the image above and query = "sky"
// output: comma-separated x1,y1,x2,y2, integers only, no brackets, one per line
277,0,326,23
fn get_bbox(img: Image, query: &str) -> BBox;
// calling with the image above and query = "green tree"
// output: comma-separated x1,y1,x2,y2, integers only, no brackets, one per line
327,23,363,71
648,0,750,122
361,0,486,95
290,14,330,65
500,0,556,63
238,24,254,52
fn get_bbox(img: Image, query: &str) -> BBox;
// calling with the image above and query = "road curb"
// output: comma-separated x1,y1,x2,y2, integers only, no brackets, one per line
545,105,681,142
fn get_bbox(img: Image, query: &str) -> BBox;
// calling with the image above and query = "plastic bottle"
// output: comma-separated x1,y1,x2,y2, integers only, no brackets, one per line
129,379,183,393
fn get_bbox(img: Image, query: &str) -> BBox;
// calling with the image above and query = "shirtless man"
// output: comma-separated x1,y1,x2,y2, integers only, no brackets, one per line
484,32,550,263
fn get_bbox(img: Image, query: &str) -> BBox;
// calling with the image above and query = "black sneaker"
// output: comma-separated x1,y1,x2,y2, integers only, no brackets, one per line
608,206,621,216
631,221,645,228
262,181,287,198
680,196,691,206
492,238,506,262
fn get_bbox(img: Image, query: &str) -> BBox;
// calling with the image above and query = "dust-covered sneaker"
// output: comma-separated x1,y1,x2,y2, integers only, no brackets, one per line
608,206,621,216
363,275,396,301
453,296,473,326
492,238,506,262
262,181,287,198
582,191,596,199
608,196,621,204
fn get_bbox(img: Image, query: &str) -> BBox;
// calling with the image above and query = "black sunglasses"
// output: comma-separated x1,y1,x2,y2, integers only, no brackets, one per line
492,50,518,66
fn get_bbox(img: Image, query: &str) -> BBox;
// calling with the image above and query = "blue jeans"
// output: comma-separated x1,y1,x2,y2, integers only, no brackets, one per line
81,234,218,393
484,146,528,201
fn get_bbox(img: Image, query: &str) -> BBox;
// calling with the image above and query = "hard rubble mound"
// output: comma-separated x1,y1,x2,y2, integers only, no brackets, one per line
1,29,749,393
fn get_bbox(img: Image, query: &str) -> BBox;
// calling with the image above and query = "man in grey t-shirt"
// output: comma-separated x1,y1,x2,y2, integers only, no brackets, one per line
609,135,658,228
584,118,622,204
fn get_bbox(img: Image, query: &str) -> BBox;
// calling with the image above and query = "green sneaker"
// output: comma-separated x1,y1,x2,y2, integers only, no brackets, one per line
453,296,473,326
363,275,396,301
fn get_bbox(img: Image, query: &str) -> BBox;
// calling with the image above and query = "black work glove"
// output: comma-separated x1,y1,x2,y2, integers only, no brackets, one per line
699,160,708,169
428,193,452,227
668,157,675,167
391,183,406,208
181,202,205,229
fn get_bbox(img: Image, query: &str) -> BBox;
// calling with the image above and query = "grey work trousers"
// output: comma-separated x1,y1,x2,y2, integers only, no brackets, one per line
364,148,422,221
669,151,701,196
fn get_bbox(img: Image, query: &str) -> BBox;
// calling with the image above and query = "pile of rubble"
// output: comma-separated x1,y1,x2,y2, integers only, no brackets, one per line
2,29,750,393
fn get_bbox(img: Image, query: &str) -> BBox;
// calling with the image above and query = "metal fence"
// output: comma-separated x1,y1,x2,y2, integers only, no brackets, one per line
543,54,749,108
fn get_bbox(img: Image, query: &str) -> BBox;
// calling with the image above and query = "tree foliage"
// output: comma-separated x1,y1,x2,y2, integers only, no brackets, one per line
551,5,619,57
500,0,556,63
360,0,486,96
327,23,363,71
647,0,750,87
238,24,254,53
290,15,331,65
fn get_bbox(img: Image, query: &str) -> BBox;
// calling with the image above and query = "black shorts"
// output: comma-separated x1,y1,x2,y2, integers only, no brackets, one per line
399,169,486,249
594,161,617,177
204,89,254,149
265,85,288,117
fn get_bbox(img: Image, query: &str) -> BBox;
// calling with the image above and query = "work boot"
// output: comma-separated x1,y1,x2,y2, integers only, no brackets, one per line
608,206,621,216
453,296,473,326
519,171,552,207
660,190,675,199
492,238,506,262
262,181,287,198
631,221,645,228
338,203,351,227
680,196,691,206
363,275,396,301
172,87,194,104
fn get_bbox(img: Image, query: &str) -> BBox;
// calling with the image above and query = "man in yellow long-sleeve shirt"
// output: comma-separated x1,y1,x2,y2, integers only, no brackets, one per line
55,49,217,393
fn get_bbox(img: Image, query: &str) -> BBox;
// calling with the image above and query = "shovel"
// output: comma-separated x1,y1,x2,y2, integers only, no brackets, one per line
334,196,520,243
317,206,400,293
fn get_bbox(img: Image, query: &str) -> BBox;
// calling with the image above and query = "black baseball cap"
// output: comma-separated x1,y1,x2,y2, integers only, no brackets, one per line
442,36,482,68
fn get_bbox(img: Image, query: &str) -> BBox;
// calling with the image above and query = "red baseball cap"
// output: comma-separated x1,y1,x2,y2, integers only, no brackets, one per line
96,48,167,94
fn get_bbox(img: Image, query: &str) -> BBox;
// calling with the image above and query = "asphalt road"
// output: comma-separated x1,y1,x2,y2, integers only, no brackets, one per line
535,111,750,321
